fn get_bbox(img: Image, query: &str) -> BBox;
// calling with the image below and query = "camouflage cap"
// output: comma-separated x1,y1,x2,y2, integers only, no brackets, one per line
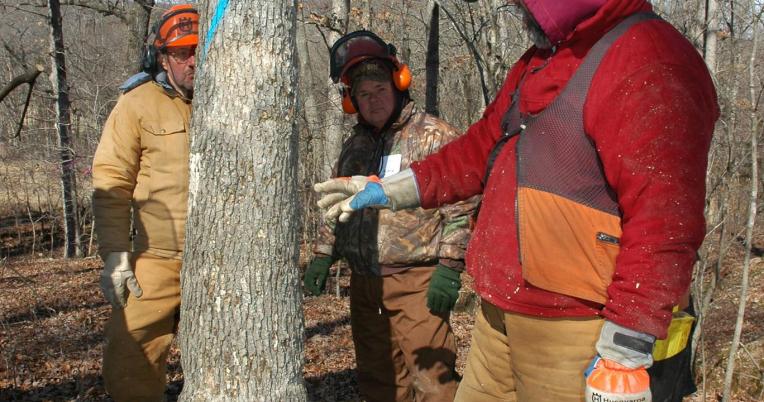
348,60,392,96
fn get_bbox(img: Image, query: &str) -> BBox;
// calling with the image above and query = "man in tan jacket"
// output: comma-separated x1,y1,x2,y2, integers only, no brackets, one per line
92,5,197,401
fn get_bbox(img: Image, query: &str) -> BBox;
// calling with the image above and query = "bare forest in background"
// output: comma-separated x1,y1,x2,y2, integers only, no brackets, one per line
0,0,762,400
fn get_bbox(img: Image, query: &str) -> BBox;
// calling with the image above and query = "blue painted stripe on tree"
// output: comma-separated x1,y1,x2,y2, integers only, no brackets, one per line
202,0,230,59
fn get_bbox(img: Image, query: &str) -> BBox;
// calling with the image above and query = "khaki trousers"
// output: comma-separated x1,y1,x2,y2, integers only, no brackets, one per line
103,253,181,402
351,266,459,402
455,300,603,402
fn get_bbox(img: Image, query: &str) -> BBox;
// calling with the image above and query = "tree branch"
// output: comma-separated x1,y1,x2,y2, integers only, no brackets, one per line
439,1,490,106
0,64,44,104
15,0,126,21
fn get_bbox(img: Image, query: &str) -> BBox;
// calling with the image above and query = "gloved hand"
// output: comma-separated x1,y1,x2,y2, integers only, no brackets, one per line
314,169,420,222
584,320,655,401
426,264,462,313
99,251,142,308
303,255,335,296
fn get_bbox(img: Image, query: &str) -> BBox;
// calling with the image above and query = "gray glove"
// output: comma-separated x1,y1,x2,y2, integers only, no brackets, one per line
99,251,142,308
596,320,656,369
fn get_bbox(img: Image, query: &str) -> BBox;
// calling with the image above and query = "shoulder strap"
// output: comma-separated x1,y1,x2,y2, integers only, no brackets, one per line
481,12,660,186
118,71,152,93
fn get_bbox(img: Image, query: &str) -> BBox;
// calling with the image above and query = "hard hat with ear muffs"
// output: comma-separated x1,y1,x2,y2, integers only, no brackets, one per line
141,4,199,74
329,30,412,114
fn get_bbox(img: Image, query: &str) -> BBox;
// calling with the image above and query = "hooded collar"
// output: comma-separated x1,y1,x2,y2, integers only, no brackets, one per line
515,0,652,115
155,71,192,102
389,100,415,131
523,0,608,45
523,0,649,46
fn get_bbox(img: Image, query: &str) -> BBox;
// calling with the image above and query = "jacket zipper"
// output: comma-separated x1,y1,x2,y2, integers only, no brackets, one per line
514,122,527,265
596,232,620,245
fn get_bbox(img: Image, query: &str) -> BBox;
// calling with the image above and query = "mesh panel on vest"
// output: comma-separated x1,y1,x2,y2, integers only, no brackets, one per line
516,13,659,216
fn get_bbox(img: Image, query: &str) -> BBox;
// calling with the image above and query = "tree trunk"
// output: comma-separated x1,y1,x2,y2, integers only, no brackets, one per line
179,1,306,400
47,0,80,258
704,0,719,73
425,1,440,116
721,3,759,400
297,8,324,243
125,0,154,74
321,0,349,180
360,0,372,30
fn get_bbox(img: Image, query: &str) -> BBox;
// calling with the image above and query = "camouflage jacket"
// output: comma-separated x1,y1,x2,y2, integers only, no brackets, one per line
314,102,478,276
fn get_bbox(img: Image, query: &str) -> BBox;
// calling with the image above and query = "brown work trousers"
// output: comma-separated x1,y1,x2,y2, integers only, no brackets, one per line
102,252,181,402
455,300,604,402
350,266,459,402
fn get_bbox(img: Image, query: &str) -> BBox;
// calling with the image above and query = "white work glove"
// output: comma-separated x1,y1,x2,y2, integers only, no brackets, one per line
314,169,420,222
99,251,142,308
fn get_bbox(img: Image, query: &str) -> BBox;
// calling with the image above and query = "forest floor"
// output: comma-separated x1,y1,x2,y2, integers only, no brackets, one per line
0,216,762,401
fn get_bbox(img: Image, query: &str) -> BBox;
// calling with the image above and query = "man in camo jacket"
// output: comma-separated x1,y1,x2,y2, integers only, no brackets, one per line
303,30,478,402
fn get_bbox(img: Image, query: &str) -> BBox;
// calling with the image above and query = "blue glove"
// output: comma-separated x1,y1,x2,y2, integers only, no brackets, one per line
349,182,389,209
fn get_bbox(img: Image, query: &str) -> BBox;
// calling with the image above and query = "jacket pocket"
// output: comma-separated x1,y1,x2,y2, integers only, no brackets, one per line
140,119,186,136
518,187,621,304
593,231,620,284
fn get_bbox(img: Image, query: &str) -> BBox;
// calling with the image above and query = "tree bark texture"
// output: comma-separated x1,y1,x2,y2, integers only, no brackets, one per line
179,1,306,401
47,0,80,258
704,0,719,73
125,0,154,74
321,0,349,180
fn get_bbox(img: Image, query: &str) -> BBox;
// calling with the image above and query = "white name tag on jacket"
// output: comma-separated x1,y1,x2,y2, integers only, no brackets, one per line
379,154,402,178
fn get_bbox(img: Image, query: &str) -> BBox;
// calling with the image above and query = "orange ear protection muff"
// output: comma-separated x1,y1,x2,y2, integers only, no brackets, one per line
341,86,357,114
330,30,413,114
392,64,412,91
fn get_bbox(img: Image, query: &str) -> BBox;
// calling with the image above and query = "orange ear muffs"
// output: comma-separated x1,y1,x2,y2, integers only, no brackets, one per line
341,88,357,114
392,63,411,91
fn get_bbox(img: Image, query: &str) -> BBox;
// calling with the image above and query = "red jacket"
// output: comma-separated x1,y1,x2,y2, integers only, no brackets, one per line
410,0,718,338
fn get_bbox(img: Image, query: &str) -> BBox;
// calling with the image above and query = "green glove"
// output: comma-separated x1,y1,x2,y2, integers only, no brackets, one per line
426,264,462,313
303,256,335,296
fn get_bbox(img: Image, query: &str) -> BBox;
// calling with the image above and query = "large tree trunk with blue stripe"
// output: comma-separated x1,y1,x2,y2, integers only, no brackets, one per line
179,1,306,400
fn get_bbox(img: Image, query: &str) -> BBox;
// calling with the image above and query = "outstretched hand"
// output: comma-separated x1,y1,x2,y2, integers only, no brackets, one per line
314,175,389,222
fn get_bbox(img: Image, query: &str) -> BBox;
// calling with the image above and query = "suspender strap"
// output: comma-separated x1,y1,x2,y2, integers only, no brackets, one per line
482,12,660,188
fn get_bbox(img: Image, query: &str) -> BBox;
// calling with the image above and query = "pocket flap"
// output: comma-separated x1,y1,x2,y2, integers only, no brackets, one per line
141,119,185,136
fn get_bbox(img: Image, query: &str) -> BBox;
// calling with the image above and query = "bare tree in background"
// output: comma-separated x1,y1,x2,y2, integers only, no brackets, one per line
179,0,306,400
125,0,155,73
722,2,760,400
47,0,80,257
323,0,349,180
425,0,440,115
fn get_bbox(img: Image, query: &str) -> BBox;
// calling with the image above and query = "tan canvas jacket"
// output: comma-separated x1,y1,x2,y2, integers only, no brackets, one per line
92,79,191,260
314,102,478,275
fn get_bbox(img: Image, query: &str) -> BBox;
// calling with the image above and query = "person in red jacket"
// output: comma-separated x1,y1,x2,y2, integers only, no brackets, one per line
315,0,719,401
